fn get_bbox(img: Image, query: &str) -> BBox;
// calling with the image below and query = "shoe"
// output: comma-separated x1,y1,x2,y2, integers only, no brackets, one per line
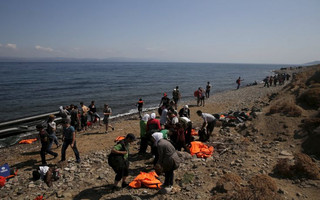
54,154,58,159
111,186,121,192
76,159,81,163
112,127,115,131
105,131,108,134
122,182,129,188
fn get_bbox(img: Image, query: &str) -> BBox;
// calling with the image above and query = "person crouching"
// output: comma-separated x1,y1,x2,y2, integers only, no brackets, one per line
108,133,136,190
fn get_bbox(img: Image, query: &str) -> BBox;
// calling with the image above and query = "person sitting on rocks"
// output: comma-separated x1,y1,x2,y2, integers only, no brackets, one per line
108,133,136,190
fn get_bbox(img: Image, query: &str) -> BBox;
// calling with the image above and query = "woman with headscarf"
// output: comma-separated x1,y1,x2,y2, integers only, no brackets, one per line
139,114,150,154
152,132,181,194
146,113,161,135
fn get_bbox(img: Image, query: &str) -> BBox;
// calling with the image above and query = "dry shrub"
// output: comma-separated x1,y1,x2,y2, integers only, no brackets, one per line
212,175,283,200
215,173,242,192
273,153,320,180
238,174,282,200
292,153,320,179
269,100,302,117
273,158,293,177
306,70,320,85
302,126,320,157
298,87,320,109
301,118,320,133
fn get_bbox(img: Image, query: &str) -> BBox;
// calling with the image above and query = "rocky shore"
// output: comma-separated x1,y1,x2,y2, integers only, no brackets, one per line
1,65,320,200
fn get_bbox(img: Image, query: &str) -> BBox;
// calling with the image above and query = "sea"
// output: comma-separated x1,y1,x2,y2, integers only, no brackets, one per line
0,62,291,147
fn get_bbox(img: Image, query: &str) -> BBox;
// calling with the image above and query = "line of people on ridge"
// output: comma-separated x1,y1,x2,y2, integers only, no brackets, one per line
263,73,291,88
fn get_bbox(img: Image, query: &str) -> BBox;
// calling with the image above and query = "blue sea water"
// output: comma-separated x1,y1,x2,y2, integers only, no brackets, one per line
0,62,287,123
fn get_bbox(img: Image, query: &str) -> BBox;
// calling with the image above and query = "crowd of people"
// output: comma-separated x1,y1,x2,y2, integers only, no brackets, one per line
263,73,291,88
35,82,217,194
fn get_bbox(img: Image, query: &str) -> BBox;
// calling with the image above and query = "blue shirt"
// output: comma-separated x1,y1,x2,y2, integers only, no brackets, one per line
63,126,75,140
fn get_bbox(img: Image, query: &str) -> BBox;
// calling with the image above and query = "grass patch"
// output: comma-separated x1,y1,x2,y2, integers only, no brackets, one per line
269,100,302,117
182,172,194,184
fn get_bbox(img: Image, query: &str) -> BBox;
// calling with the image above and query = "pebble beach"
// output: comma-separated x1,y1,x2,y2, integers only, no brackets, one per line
1,66,320,200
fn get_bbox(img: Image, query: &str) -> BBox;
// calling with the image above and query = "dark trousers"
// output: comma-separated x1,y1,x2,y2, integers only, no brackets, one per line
164,170,174,186
61,140,80,162
206,90,210,98
40,143,58,165
139,137,149,154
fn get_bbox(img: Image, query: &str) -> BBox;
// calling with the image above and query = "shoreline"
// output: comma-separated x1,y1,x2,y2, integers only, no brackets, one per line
1,65,319,199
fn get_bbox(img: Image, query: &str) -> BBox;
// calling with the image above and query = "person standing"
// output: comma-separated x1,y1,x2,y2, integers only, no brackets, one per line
172,86,181,110
88,101,101,125
36,124,58,165
200,88,205,107
70,105,80,132
108,133,136,190
46,115,60,149
80,102,89,131
136,98,144,119
60,119,81,163
236,77,243,90
205,82,212,98
158,93,170,115
139,114,150,154
103,104,114,133
196,110,216,141
152,132,181,194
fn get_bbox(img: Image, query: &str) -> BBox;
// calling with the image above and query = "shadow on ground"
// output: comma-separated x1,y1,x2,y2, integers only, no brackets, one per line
73,184,159,200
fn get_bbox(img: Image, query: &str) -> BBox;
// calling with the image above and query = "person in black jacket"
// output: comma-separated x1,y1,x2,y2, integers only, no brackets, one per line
36,124,58,165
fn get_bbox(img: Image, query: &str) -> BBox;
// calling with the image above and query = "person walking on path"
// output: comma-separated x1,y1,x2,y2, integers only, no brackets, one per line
60,119,81,163
103,104,114,133
46,115,60,149
88,101,101,125
108,133,136,190
236,77,243,90
172,86,181,110
205,82,212,98
36,124,58,165
196,110,216,141
136,98,144,119
152,132,181,194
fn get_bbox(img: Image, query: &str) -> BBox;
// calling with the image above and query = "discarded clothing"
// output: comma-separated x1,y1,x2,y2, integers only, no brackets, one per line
19,138,37,144
190,141,214,158
129,171,162,189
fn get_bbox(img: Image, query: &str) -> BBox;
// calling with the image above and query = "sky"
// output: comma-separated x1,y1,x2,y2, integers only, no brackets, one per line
0,0,319,64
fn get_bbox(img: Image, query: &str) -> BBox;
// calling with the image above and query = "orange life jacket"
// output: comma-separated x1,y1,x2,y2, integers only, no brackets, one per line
129,171,162,189
191,129,198,136
190,141,214,158
114,136,125,142
19,138,37,144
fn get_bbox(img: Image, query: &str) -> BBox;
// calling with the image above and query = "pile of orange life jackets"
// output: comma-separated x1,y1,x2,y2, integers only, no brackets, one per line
190,141,214,158
129,171,162,189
